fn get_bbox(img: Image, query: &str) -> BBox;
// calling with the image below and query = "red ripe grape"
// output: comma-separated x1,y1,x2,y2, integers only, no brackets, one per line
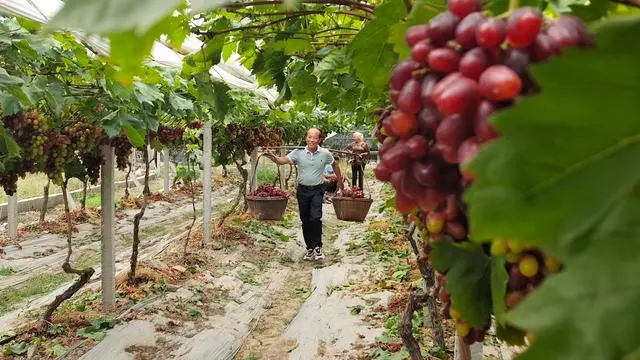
420,73,440,107
390,89,400,107
445,194,458,220
411,39,434,64
418,189,445,211
417,107,441,136
476,18,506,49
455,12,485,48
447,0,481,19
428,48,460,74
546,22,580,51
378,136,396,157
458,137,480,181
431,72,463,103
406,24,429,46
434,77,479,116
478,65,522,101
413,159,440,187
445,221,467,240
459,47,491,79
404,135,429,159
505,291,525,308
509,266,528,291
436,114,472,147
557,15,594,47
506,7,543,48
427,12,460,45
381,141,410,171
503,48,530,75
387,111,417,139
436,142,460,164
391,169,405,190
401,167,427,199
395,191,417,215
374,164,393,181
398,79,422,114
532,33,556,61
390,60,418,90
474,100,499,142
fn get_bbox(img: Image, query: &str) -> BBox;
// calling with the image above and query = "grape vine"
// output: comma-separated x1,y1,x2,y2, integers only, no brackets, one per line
374,0,594,352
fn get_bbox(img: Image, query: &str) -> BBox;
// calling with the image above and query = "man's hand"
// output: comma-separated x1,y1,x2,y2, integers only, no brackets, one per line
337,178,345,190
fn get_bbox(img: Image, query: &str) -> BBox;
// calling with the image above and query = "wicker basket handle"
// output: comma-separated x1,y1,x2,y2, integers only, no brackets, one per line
249,151,272,194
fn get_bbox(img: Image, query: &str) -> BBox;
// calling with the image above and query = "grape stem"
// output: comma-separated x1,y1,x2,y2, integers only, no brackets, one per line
508,0,520,13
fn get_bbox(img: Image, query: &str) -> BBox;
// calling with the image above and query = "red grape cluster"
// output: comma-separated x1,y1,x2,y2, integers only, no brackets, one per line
374,0,591,345
110,135,134,171
64,122,106,154
252,183,289,198
152,125,185,147
187,120,204,129
337,186,365,199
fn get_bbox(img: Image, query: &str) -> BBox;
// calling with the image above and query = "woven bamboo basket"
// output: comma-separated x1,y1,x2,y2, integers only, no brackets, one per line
245,195,289,220
331,196,373,222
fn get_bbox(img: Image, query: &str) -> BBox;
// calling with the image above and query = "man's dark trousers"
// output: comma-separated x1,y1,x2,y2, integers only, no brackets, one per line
296,184,324,250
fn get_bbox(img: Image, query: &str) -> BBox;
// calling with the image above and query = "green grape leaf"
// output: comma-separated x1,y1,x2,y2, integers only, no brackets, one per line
252,50,288,90
491,256,509,325
509,194,640,360
466,15,640,254
430,240,492,328
288,61,317,102
348,0,405,93
191,0,234,12
0,68,24,86
313,47,351,86
194,72,231,120
388,0,445,60
267,38,312,56
133,81,164,105
168,92,193,111
46,0,180,35
122,122,145,148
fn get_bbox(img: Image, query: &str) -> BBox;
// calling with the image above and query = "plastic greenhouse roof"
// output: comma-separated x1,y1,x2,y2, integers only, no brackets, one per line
0,0,279,103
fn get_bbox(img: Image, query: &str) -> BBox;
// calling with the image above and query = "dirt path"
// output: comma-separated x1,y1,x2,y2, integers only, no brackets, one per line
0,182,239,329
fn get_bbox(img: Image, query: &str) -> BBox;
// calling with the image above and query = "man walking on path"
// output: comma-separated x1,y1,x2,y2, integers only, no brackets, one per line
263,128,343,260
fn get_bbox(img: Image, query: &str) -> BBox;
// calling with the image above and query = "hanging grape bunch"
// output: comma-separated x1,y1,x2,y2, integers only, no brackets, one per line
64,121,106,154
152,125,185,147
374,0,592,345
110,134,134,171
0,111,49,194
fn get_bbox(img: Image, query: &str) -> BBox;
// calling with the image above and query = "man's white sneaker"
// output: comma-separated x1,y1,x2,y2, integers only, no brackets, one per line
303,249,315,260
313,247,325,260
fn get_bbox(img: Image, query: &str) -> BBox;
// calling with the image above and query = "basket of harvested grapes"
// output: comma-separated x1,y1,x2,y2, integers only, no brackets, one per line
332,186,373,222
246,184,290,220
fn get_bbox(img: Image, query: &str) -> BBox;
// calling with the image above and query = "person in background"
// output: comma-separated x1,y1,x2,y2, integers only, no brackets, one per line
346,131,370,190
323,154,340,203
262,128,343,261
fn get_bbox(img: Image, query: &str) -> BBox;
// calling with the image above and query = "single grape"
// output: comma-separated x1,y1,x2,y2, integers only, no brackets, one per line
445,194,458,220
532,33,556,61
474,100,499,142
449,306,461,320
417,107,441,136
411,39,434,64
459,47,491,80
490,238,509,256
381,142,410,171
427,11,460,45
455,12,485,48
391,168,405,190
505,290,525,308
546,23,580,51
519,255,540,278
457,136,480,180
395,191,417,215
401,167,428,199
390,89,400,106
503,48,530,75
478,65,522,101
506,7,543,48
390,60,418,90
413,159,440,187
428,48,461,74
397,78,423,114
404,135,429,159
420,73,440,107
448,0,482,18
476,18,506,49
436,113,472,148
378,137,396,157
374,164,393,181
431,72,463,102
543,254,562,273
426,211,446,233
507,239,525,254
509,265,528,291
436,142,460,164
406,24,429,46
445,221,467,240
418,188,446,211
388,111,417,139
434,77,479,116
